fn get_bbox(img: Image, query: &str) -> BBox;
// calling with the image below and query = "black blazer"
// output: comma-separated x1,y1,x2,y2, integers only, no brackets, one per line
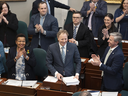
32,0,70,16
64,22,90,58
97,25,117,57
0,11,18,47
6,46,36,80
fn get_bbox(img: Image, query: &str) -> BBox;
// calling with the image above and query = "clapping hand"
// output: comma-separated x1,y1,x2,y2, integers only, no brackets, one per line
90,54,101,66
2,16,8,24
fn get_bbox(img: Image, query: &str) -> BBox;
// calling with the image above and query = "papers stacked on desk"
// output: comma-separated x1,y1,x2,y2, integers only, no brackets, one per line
5,79,37,87
62,76,79,86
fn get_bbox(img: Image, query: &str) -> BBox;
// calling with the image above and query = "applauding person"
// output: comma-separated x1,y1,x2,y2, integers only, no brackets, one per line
6,34,36,80
0,2,18,47
114,0,128,40
97,13,117,57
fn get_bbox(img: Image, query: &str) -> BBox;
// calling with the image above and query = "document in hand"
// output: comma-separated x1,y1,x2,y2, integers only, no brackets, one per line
102,92,118,96
62,76,80,86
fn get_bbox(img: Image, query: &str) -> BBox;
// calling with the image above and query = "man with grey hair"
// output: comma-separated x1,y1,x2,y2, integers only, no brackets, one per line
90,32,124,92
79,91,92,96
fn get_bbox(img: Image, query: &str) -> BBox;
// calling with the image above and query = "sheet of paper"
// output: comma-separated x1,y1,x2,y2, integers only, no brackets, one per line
0,79,3,82
6,79,22,86
81,58,86,62
87,90,100,96
44,76,58,83
22,80,37,87
102,92,118,96
27,84,40,89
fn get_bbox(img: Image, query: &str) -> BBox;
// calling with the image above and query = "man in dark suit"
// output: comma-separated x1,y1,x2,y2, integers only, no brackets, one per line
64,12,90,58
32,0,76,16
90,32,124,92
28,1,58,51
80,0,107,37
46,30,81,80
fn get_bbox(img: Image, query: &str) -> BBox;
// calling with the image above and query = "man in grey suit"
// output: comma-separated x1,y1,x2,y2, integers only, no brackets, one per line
46,30,81,80
28,1,58,51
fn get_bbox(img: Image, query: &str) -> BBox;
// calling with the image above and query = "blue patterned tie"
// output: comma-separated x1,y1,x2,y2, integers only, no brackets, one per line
73,26,77,39
61,46,65,63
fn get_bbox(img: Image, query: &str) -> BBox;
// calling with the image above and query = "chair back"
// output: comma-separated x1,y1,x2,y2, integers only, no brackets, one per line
123,62,128,90
33,48,48,79
118,42,122,50
72,91,81,96
29,10,32,23
64,11,73,27
17,21,28,43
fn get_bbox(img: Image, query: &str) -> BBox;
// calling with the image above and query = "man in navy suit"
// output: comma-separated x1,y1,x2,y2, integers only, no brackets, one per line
64,12,90,58
28,1,58,51
46,30,81,80
80,0,107,37
90,32,124,92
32,0,76,16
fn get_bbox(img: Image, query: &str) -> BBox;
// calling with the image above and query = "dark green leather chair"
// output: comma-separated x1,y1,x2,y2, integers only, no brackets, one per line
72,92,81,96
33,48,48,81
64,11,73,27
17,21,28,44
120,62,128,96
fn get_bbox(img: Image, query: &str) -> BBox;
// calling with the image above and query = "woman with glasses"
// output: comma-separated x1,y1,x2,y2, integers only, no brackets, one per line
97,13,117,57
6,34,36,80
0,1,18,47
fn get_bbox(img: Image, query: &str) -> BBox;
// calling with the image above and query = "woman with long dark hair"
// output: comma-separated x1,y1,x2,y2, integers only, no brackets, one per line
0,2,18,47
97,13,117,57
114,0,128,40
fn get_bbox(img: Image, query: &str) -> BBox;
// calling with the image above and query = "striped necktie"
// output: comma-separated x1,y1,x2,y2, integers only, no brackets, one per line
73,26,77,39
61,46,65,64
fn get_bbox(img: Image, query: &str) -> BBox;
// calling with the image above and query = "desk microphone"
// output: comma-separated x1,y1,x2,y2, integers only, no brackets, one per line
60,77,63,92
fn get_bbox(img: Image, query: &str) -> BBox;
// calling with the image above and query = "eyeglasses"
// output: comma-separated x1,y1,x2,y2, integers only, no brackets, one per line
73,17,81,19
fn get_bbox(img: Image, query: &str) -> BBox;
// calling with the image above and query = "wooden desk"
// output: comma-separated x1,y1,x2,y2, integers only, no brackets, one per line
81,58,102,90
37,88,73,96
81,89,122,96
43,80,79,92
37,80,78,96
0,78,41,96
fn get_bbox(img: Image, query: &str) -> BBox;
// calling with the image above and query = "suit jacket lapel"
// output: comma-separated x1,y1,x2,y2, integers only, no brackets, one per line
106,46,118,64
76,23,82,40
65,43,69,65
56,43,64,64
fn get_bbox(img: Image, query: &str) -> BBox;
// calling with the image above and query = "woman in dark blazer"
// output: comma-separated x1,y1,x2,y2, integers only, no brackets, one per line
97,13,118,57
6,34,36,80
114,0,128,40
0,2,18,47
